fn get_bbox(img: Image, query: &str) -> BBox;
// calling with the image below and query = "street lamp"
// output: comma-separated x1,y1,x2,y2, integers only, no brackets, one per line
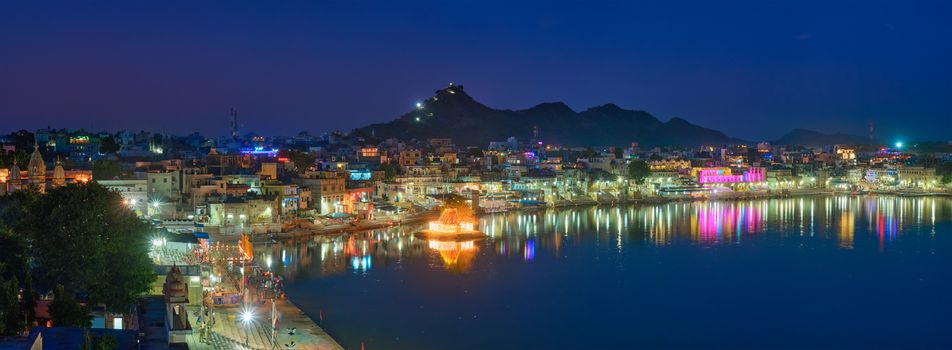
241,309,254,347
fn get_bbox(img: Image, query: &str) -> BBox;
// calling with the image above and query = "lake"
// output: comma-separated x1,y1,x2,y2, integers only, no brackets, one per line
258,196,952,349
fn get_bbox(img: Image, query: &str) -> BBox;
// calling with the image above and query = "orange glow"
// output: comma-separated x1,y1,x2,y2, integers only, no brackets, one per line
74,174,91,183
426,208,477,234
239,234,253,259
428,239,477,270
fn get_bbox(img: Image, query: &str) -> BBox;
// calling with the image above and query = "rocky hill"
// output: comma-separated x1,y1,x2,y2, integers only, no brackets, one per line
351,85,746,147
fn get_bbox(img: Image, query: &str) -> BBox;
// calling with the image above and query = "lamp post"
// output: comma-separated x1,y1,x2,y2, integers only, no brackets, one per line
150,200,161,218
241,309,254,347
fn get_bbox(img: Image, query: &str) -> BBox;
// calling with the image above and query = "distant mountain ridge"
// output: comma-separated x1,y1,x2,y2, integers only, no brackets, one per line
351,85,746,147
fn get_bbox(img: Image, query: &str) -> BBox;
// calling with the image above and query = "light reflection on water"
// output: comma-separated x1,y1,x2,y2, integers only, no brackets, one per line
258,195,951,279
262,195,952,350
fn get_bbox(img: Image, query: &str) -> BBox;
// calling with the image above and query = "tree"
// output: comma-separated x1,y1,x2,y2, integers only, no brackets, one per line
0,190,35,282
0,276,22,335
49,285,91,328
613,146,624,159
379,163,399,182
285,150,315,173
628,160,651,185
82,330,117,350
91,160,122,180
24,183,155,312
23,271,36,328
578,147,598,161
99,136,120,154
0,150,30,169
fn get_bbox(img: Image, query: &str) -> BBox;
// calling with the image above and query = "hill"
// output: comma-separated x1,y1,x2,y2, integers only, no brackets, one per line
351,85,746,147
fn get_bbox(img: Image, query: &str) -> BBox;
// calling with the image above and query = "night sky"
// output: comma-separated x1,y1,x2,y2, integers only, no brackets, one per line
2,0,950,141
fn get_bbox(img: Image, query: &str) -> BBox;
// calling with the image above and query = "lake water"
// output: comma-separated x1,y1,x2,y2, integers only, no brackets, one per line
258,196,952,349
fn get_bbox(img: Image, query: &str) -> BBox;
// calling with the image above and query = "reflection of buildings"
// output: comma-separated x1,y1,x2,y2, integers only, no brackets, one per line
264,197,950,281
428,239,478,271
838,210,854,249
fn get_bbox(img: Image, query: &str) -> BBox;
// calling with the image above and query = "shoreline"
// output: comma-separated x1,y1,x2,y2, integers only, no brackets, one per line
261,190,951,241
270,210,440,240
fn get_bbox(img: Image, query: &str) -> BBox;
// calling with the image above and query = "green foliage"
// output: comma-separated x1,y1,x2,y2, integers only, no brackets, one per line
286,150,316,173
627,160,651,185
936,161,952,184
91,160,123,180
82,330,117,350
0,275,22,335
23,271,36,328
379,163,400,182
613,146,624,159
589,169,617,182
578,147,598,160
0,150,30,169
23,183,155,312
0,233,29,283
99,136,120,154
50,285,92,328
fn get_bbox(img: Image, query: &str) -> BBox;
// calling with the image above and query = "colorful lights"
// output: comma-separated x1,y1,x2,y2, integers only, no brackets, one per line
239,146,279,156
351,255,372,271
425,208,478,234
697,167,765,184
68,135,89,144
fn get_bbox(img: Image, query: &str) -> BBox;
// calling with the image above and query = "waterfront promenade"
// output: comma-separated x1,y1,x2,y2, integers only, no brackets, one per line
182,299,342,350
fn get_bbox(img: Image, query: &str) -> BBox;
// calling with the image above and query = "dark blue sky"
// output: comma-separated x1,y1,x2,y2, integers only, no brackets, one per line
2,0,950,141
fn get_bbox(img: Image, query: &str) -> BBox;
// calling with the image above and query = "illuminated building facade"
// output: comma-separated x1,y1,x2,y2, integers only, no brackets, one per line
696,167,766,185
648,159,692,171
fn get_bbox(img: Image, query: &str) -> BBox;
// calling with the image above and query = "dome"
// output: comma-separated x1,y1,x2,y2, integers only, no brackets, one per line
27,144,45,177
9,163,20,180
52,157,66,186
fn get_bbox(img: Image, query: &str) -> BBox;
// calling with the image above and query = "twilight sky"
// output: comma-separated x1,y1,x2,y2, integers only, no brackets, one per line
1,0,950,141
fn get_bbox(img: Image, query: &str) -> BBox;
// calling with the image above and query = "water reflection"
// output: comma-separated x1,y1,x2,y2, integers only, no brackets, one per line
428,239,478,272
257,196,952,279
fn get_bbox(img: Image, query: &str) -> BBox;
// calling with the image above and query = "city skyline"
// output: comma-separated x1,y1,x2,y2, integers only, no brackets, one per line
2,1,951,140
4,2,952,349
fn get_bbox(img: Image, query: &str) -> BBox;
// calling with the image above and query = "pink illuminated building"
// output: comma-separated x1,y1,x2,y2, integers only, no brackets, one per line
697,167,766,184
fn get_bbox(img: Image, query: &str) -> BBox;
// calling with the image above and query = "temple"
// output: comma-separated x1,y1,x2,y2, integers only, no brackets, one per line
1,142,91,194
426,208,477,234
163,265,193,344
